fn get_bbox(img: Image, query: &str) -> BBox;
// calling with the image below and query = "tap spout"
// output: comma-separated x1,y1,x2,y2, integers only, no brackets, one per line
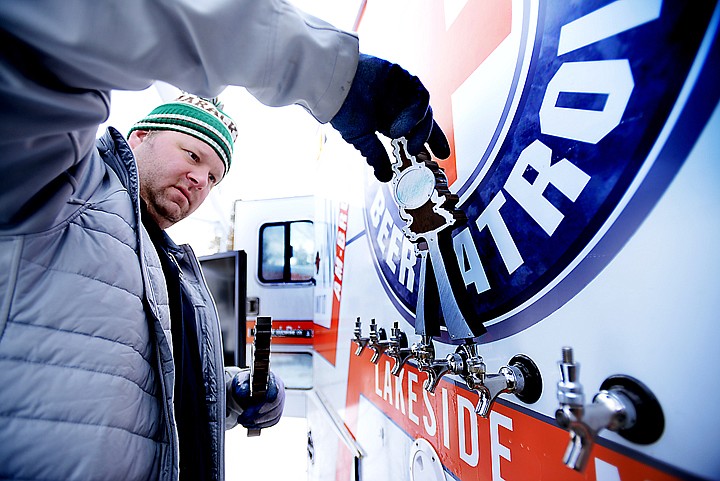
561,421,594,472
411,336,454,393
555,347,648,472
422,360,453,392
368,319,392,364
555,394,630,471
474,365,524,417
450,343,540,417
450,344,520,417
352,317,370,356
386,322,414,376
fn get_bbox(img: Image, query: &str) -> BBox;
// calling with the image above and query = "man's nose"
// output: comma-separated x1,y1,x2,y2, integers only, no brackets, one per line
188,169,209,189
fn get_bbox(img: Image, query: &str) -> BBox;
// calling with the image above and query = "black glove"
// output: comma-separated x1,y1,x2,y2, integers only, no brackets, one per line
230,370,285,429
330,54,451,182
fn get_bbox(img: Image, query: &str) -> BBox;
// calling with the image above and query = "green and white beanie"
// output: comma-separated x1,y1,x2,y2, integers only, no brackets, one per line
129,93,238,176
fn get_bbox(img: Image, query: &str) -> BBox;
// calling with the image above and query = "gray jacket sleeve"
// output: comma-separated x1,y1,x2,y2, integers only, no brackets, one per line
0,0,358,120
0,0,359,229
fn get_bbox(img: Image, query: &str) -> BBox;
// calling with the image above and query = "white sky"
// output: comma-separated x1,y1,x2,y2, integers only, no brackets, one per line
98,0,363,256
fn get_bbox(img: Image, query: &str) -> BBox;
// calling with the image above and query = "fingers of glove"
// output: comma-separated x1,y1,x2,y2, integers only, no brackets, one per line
253,396,284,428
231,370,252,404
353,133,393,182
383,65,450,159
386,75,430,140
426,119,451,159
402,106,435,155
400,111,451,161
232,369,252,408
239,410,281,430
252,405,283,429
237,403,282,429
237,377,285,429
236,405,263,428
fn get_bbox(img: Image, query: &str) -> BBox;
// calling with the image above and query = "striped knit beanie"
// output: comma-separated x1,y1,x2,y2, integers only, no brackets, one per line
128,93,238,176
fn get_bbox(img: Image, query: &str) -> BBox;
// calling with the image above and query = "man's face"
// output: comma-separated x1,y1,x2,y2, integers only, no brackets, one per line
129,130,225,229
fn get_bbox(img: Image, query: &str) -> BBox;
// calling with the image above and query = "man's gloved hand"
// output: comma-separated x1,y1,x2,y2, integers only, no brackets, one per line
228,369,285,429
330,54,451,182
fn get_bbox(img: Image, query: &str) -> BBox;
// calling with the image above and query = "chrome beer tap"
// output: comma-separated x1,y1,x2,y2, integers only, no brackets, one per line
411,335,458,392
555,347,664,472
386,321,415,376
368,319,393,364
448,342,501,417
448,342,542,417
555,346,630,471
351,317,370,356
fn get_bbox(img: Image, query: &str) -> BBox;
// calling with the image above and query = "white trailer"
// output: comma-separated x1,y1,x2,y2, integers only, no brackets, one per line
232,2,720,480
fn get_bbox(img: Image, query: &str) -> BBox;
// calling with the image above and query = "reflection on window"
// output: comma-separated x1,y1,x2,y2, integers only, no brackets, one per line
270,352,313,389
259,220,314,283
261,224,285,281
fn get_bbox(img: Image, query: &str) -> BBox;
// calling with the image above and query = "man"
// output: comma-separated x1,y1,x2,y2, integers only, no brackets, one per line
0,1,450,480
126,93,285,480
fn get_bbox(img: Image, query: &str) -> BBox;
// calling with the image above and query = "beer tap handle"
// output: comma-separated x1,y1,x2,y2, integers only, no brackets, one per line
368,319,390,364
555,347,664,472
387,322,415,376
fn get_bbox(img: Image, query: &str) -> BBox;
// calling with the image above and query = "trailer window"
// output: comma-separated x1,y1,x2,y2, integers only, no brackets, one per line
259,220,314,283
270,352,313,390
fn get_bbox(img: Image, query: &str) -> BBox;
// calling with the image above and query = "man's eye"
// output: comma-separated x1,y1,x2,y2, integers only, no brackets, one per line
186,150,199,161
209,174,217,184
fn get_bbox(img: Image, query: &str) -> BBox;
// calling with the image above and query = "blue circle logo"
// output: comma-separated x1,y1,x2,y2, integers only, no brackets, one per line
363,0,719,342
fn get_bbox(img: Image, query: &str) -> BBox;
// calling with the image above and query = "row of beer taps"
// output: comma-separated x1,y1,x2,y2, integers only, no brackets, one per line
352,318,664,473
352,317,542,418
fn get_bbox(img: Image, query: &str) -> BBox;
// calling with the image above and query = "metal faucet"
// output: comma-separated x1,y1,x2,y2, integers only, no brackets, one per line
448,342,537,417
411,336,454,392
351,318,370,356
386,321,415,376
411,337,542,417
555,347,640,472
367,319,393,364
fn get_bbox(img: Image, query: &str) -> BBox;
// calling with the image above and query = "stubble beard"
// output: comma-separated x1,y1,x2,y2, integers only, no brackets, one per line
142,184,187,229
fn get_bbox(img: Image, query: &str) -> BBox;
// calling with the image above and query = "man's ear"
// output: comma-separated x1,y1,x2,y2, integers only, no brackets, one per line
128,130,150,149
